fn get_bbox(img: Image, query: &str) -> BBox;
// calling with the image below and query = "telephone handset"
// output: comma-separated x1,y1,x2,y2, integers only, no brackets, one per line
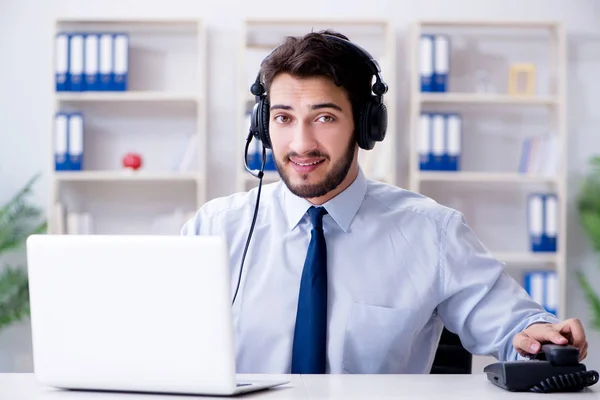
484,344,599,393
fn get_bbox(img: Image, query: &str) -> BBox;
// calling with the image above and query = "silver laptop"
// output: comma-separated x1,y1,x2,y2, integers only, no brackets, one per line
26,234,289,396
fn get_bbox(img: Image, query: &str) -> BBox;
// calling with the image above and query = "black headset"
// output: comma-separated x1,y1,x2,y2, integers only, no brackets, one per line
233,34,389,306
248,34,389,152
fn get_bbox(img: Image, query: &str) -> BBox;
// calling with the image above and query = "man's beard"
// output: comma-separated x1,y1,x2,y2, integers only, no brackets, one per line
275,138,356,199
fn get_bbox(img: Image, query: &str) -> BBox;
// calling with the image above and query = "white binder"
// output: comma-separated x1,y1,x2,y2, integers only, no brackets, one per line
113,33,129,91
433,35,449,92
419,35,434,92
419,113,431,170
68,34,84,91
84,34,99,91
544,194,558,251
528,194,544,251
431,113,445,170
54,113,68,170
99,33,113,91
446,113,461,170
68,113,84,170
55,33,69,91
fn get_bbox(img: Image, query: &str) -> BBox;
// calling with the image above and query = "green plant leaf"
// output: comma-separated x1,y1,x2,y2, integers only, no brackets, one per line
575,271,600,331
0,173,46,255
0,173,45,332
0,266,30,332
579,211,600,252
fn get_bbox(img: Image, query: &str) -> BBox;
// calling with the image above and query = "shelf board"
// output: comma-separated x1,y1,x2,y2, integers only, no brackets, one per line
417,20,559,29
56,91,200,103
245,18,388,27
417,171,557,184
56,18,200,24
242,171,280,181
419,93,558,106
493,252,560,265
54,171,200,182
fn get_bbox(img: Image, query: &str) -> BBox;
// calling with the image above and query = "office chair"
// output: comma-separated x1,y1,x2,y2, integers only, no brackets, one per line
430,327,472,374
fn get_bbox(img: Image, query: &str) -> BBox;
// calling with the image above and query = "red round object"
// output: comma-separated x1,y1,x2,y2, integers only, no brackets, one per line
122,152,142,170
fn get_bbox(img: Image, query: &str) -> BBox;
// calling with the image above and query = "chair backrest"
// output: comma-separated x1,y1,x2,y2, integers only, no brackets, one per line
430,327,472,374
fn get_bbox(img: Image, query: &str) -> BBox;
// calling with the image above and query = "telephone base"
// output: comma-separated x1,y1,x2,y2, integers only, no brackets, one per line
484,360,599,393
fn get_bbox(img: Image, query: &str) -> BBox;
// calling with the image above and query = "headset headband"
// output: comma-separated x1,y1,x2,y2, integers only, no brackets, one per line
250,34,388,97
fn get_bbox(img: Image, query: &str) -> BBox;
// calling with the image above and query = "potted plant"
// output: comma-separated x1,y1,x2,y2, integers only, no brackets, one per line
0,174,46,333
575,155,600,331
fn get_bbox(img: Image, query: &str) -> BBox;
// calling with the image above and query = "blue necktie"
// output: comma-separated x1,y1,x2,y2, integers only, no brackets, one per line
291,206,328,374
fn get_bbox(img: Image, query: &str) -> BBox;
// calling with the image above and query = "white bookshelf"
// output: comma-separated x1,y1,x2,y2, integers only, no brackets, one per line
408,20,567,323
54,171,200,182
419,92,559,106
417,171,558,184
56,91,200,102
49,18,206,236
237,19,397,192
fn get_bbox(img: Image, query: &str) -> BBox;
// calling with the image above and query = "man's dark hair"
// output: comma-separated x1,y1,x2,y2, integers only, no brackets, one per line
259,30,374,132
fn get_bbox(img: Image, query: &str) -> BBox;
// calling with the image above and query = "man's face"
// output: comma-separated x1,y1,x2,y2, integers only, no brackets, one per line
268,73,358,203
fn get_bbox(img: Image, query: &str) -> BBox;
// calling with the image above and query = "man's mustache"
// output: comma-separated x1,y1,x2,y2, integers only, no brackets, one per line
285,151,330,160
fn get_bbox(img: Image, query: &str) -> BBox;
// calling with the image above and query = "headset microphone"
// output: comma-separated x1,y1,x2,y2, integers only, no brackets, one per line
243,129,265,179
232,129,266,306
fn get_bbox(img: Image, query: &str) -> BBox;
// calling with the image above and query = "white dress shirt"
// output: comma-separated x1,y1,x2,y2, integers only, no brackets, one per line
181,168,559,374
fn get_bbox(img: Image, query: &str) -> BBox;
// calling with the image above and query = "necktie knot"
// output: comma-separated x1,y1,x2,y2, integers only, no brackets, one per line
308,206,328,230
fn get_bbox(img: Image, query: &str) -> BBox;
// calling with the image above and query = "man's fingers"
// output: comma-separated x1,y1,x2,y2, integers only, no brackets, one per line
541,327,569,345
514,332,542,354
579,342,588,361
560,319,587,348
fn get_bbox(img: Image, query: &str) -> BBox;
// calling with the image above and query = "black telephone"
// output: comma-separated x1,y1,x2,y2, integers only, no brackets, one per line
484,344,599,393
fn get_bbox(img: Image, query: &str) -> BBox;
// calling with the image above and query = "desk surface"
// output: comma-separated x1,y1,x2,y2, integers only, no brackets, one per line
2,373,599,399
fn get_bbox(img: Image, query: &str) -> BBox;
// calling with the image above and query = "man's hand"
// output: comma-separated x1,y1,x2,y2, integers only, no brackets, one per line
513,318,588,361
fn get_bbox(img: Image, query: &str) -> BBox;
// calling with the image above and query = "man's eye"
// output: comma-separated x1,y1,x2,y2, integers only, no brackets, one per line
274,115,290,123
318,115,335,123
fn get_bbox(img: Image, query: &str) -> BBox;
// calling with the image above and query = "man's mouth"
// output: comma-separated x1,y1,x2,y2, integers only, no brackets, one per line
290,159,325,167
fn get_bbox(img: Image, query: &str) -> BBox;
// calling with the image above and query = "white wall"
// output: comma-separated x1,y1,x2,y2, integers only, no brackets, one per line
1,0,600,372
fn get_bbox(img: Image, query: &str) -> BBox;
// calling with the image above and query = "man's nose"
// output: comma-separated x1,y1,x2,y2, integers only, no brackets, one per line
289,122,318,155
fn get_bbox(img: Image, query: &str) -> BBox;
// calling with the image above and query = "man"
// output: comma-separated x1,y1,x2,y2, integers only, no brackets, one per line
181,30,587,374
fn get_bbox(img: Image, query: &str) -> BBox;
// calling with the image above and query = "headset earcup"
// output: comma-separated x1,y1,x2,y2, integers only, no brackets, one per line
371,101,387,143
259,97,272,149
358,99,387,151
358,101,373,150
250,102,261,140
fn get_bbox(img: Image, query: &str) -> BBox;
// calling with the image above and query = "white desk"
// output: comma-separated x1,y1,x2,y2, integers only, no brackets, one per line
2,373,598,399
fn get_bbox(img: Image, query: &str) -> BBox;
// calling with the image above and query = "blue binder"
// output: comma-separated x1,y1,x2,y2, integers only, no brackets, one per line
444,113,461,171
524,271,557,316
68,34,84,91
419,112,432,170
543,194,558,252
524,271,545,307
67,113,84,171
528,193,545,252
419,35,434,92
112,33,129,91
99,33,113,91
433,35,449,92
55,33,70,91
431,113,445,170
528,193,558,252
54,113,69,170
84,33,100,91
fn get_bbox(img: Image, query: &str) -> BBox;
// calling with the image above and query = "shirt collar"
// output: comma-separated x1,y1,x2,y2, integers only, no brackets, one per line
282,167,367,233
